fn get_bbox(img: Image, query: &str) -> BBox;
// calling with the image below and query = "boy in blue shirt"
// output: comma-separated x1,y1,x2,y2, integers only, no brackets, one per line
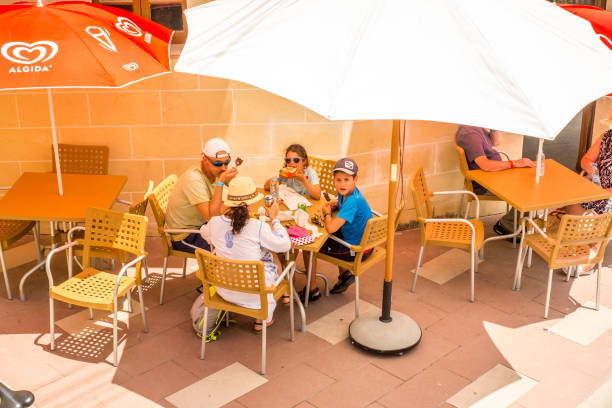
320,158,373,294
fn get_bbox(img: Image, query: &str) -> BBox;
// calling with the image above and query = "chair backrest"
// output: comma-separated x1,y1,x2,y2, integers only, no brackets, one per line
309,156,336,194
148,175,177,232
359,214,388,249
0,220,35,249
409,167,433,221
127,180,154,216
52,144,109,175
195,248,268,320
552,213,612,263
454,143,474,193
81,208,148,282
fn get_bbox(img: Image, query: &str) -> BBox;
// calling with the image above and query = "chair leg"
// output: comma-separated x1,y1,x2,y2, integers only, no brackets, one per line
126,290,133,313
596,262,602,310
317,273,330,296
289,278,295,342
225,312,230,328
261,321,267,375
143,257,150,283
160,257,168,305
0,247,12,300
544,268,554,319
565,266,572,282
200,306,208,360
113,300,119,367
304,252,313,307
34,221,43,262
355,275,360,318
88,308,94,320
512,208,517,248
513,245,528,290
182,258,187,279
411,246,425,293
292,285,307,333
464,201,472,219
138,285,148,333
470,248,475,302
49,298,55,351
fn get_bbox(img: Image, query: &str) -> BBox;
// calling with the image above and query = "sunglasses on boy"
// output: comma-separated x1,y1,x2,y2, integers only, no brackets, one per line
208,156,231,167
284,157,301,164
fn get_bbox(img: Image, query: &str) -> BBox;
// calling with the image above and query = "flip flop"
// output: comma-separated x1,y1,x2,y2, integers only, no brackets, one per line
253,318,275,333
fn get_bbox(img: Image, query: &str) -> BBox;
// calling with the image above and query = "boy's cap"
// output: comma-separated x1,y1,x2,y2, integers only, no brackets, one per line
203,138,230,158
333,158,358,175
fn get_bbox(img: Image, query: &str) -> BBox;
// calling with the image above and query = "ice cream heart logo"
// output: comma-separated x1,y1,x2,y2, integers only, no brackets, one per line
599,34,612,51
115,17,142,37
1,41,58,64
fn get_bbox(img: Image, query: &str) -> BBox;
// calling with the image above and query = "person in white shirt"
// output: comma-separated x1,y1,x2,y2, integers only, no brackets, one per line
199,176,291,332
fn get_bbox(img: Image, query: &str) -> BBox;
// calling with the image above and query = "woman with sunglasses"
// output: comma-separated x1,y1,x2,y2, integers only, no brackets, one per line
264,144,321,199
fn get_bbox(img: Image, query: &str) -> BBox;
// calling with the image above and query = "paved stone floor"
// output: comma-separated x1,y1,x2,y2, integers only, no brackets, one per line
1,216,612,407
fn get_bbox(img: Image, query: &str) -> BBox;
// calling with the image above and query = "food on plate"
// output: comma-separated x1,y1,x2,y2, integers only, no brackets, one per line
234,157,243,166
311,214,325,227
279,166,298,178
323,191,331,201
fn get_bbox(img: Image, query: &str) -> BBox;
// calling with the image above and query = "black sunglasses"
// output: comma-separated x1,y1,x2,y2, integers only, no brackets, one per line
209,156,231,167
284,157,301,164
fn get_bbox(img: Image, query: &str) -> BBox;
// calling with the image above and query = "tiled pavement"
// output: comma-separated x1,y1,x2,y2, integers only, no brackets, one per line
1,216,612,407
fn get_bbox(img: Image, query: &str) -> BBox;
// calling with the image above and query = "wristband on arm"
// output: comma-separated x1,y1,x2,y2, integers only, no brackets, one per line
508,160,514,169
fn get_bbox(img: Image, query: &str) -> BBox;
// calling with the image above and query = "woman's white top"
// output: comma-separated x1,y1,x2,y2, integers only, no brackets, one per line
199,216,291,319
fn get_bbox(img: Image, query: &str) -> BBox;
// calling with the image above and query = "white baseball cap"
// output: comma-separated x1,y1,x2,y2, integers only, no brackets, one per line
203,138,230,158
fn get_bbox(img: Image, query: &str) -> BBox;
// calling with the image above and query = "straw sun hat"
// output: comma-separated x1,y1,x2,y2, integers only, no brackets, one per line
601,108,612,127
223,176,263,207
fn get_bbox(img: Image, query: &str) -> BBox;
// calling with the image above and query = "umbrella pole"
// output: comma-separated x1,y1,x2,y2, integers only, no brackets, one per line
348,120,421,355
535,138,543,184
47,89,63,196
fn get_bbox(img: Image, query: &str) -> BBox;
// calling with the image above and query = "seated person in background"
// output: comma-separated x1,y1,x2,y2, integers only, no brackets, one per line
199,177,292,332
555,111,612,275
319,158,373,295
265,143,321,199
165,138,238,253
456,125,535,235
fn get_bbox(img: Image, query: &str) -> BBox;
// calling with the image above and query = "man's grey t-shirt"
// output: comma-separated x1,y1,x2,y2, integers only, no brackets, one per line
455,125,502,195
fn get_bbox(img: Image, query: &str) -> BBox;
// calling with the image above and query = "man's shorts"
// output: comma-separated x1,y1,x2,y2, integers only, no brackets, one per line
171,232,211,254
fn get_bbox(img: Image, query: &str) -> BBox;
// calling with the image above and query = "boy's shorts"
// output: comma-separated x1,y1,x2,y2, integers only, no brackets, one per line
320,232,372,262
171,232,211,254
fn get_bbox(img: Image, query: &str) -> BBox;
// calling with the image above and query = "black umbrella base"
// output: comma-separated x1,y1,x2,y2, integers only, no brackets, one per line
349,310,422,355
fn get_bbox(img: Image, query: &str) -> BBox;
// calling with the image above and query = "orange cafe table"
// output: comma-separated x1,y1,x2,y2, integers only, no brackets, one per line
0,172,127,300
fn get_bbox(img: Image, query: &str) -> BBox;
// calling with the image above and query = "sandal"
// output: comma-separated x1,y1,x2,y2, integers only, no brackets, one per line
330,272,355,294
281,294,291,306
298,287,321,303
253,318,275,333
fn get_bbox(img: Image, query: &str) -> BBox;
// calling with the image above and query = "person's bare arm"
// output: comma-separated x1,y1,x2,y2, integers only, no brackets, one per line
195,167,238,221
322,201,345,233
474,156,535,171
581,134,603,175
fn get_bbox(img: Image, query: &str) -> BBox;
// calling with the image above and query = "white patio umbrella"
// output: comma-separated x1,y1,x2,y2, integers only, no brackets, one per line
175,0,612,353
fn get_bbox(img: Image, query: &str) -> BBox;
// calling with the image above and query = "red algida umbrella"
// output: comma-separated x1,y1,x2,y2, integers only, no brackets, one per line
0,1,173,194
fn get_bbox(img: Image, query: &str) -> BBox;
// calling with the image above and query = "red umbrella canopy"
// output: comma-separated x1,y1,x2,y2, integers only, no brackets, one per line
0,1,173,90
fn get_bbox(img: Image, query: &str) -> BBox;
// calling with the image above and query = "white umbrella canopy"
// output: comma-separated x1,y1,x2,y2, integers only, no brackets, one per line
175,0,612,140
174,0,612,353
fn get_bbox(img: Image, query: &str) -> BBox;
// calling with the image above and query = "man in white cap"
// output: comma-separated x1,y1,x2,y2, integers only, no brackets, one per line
165,138,238,253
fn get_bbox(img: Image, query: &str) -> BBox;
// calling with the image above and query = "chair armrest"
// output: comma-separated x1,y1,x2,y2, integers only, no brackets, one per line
164,228,202,235
497,150,510,161
114,254,146,299
521,217,552,241
67,225,86,242
424,218,477,244
273,261,296,286
46,240,80,287
372,210,382,217
115,199,131,206
432,190,480,219
328,234,363,252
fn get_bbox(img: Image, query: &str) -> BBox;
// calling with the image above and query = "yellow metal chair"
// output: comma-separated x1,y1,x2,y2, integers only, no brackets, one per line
148,175,199,304
52,143,109,175
195,248,297,375
314,215,388,318
46,208,149,366
454,143,516,226
514,213,612,318
69,180,154,269
0,220,36,299
309,156,337,195
409,167,484,302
